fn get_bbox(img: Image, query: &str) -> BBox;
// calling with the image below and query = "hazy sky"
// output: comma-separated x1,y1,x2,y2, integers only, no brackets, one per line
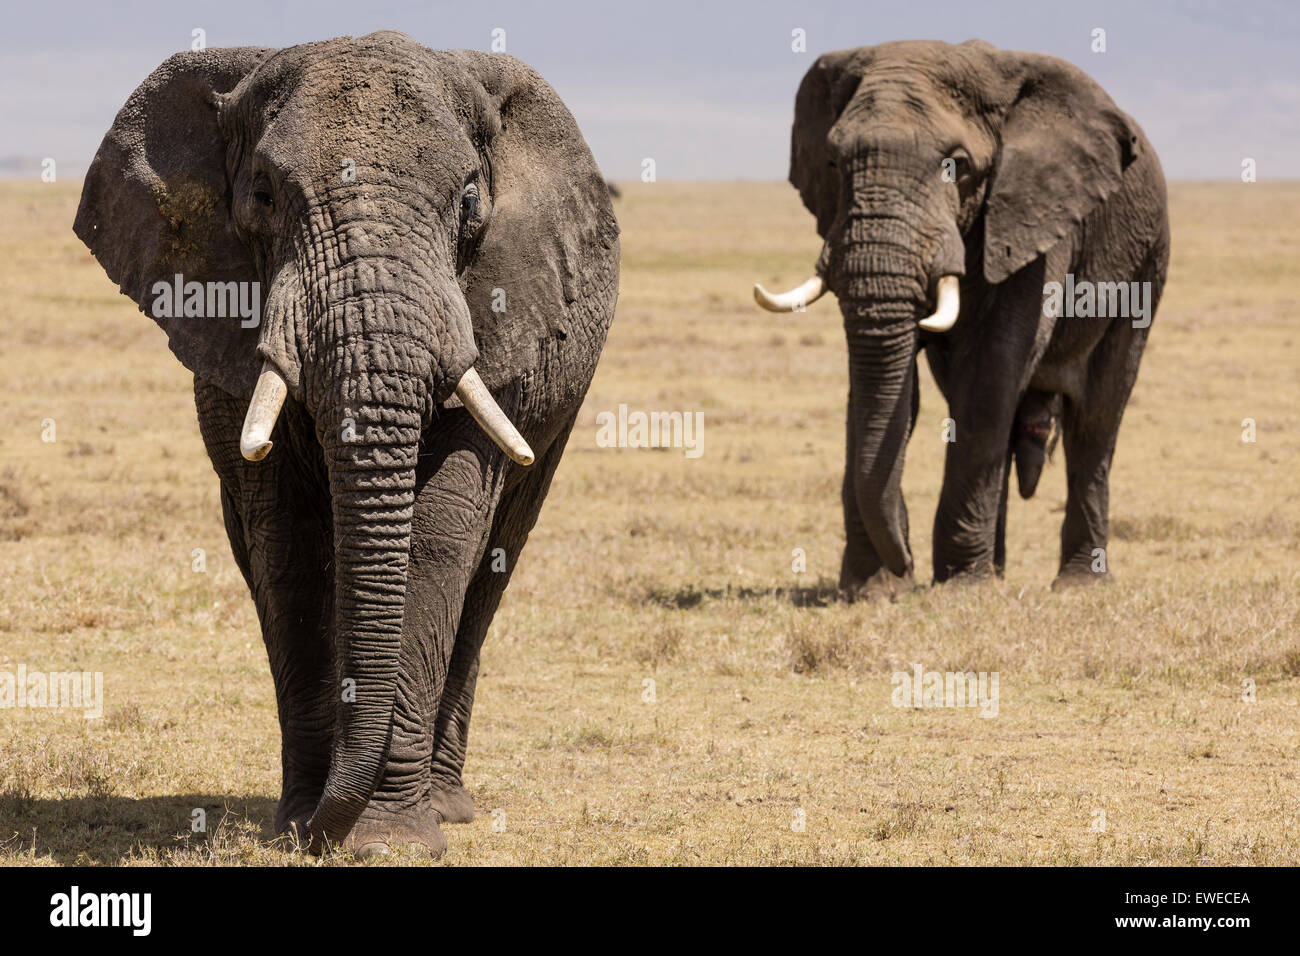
1,0,1296,180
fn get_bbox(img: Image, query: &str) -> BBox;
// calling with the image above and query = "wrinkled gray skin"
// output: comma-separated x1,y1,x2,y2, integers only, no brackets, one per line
75,32,619,856
781,40,1169,596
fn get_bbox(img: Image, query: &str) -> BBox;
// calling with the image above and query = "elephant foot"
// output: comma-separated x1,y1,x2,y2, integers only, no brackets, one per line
347,801,448,860
429,781,476,824
839,564,914,603
275,815,313,851
934,561,1001,586
273,791,322,849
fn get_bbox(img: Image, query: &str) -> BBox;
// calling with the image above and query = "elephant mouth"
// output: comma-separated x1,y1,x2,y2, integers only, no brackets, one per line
238,360,534,466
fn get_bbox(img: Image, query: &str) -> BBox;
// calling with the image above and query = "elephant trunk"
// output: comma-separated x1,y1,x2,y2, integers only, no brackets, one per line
843,299,920,579
306,388,424,850
833,189,934,581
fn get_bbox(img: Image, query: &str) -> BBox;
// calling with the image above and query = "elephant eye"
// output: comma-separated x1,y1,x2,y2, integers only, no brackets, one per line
460,183,480,220
946,153,973,182
253,187,274,210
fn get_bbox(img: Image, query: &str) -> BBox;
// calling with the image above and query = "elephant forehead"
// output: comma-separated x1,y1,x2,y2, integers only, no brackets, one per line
848,42,1012,120
832,82,999,161
232,37,477,179
863,39,1000,84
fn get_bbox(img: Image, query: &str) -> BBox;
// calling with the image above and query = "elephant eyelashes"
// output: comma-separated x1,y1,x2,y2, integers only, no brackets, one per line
945,153,973,182
456,181,486,271
252,182,274,210
460,182,480,220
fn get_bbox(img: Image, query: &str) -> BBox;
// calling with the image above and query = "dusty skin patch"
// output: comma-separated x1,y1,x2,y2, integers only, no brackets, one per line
0,181,1297,865
151,178,221,271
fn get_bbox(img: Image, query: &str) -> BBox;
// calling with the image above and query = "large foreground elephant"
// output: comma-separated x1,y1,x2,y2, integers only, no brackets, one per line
75,32,619,856
754,40,1169,596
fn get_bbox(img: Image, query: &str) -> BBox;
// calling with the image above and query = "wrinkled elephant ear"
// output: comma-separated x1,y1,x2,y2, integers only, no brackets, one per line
983,52,1141,285
73,47,275,400
788,48,870,238
446,50,620,398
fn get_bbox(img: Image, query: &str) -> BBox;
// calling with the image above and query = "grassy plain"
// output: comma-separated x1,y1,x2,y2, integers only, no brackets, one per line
0,179,1297,865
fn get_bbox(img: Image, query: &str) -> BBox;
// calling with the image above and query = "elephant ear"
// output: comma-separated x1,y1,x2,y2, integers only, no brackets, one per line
447,51,620,402
983,52,1140,284
789,48,870,238
74,47,275,400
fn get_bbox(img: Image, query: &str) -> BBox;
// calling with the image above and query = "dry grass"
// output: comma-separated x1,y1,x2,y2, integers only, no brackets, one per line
0,179,1297,866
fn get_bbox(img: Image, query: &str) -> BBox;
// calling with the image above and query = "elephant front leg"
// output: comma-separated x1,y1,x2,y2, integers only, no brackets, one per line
932,257,1056,582
224,489,336,840
346,426,510,857
931,347,1031,580
932,425,1014,580
196,383,337,842
427,645,481,824
428,414,576,822
993,450,1011,575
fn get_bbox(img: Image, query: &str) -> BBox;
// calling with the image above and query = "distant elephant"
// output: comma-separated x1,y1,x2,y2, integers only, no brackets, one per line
75,32,619,856
753,40,1168,596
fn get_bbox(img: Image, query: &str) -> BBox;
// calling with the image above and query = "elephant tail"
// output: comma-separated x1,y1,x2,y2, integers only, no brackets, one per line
1012,391,1061,500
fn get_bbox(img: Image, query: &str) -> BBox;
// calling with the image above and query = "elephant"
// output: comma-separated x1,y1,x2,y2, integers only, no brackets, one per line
74,31,619,856
753,40,1169,596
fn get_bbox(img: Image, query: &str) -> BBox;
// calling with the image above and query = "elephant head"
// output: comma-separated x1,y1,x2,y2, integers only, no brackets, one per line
75,31,617,848
755,40,1140,587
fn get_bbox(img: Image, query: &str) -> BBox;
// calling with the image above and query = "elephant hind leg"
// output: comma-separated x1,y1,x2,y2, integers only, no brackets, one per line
1056,322,1150,585
428,412,579,824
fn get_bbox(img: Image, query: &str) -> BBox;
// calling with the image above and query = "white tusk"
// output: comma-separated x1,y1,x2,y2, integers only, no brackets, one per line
918,275,961,333
240,362,288,462
753,275,826,313
454,367,534,466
